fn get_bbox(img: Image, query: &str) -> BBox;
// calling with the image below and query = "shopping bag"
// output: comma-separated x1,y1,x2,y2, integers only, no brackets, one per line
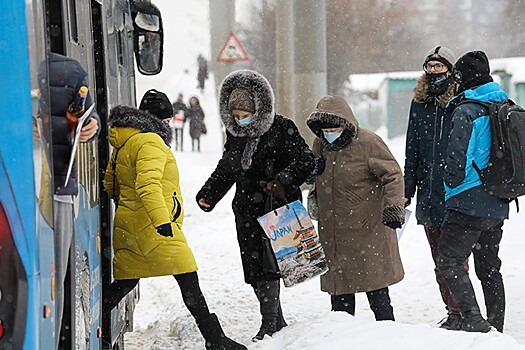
257,200,329,287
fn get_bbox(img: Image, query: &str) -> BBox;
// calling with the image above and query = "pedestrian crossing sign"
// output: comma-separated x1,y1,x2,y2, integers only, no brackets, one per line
217,33,249,62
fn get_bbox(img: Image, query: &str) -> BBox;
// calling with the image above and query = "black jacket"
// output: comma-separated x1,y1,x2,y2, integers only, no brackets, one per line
38,53,100,195
197,70,314,284
404,75,454,226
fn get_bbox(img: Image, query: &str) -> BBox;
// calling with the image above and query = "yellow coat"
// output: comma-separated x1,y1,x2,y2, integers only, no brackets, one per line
103,126,197,279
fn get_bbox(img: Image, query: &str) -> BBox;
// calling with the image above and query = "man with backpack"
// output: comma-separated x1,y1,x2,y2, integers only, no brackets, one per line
437,51,510,333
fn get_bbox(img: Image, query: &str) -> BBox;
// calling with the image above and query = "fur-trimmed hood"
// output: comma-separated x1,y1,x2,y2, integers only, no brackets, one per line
219,69,275,138
413,74,455,107
306,95,358,151
108,105,173,147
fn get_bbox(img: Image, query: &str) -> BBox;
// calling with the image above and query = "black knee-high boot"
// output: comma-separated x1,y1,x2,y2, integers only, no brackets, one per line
196,314,247,350
175,272,247,349
252,280,284,341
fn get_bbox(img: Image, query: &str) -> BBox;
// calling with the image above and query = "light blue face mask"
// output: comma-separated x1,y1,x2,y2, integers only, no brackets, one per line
235,115,254,127
323,131,343,143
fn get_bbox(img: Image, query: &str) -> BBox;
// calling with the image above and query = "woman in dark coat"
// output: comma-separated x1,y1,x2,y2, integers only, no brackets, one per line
187,96,205,152
196,69,314,341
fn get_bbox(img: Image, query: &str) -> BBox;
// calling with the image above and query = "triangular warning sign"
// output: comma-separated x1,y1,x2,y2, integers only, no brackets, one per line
217,33,249,62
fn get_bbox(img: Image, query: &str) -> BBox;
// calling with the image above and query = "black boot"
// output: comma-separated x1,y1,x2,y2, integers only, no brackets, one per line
197,313,247,350
460,311,494,333
252,280,283,341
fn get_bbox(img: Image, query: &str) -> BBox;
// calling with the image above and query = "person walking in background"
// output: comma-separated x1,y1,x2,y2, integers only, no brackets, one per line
102,99,246,350
187,96,206,152
197,54,208,91
172,92,187,151
307,95,405,321
196,69,314,341
438,51,510,333
38,52,100,349
403,46,467,330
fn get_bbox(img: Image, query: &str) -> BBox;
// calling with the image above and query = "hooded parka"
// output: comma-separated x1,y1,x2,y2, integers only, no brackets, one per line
404,75,455,226
307,96,405,295
196,70,314,285
103,106,197,280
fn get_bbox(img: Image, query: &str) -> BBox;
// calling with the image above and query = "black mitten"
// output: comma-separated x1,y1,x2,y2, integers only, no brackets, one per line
382,204,405,230
259,180,286,198
156,223,173,237
312,156,326,176
384,220,402,230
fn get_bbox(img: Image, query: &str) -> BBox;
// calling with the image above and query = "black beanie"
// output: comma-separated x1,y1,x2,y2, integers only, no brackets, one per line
139,89,173,119
454,51,493,94
228,88,256,114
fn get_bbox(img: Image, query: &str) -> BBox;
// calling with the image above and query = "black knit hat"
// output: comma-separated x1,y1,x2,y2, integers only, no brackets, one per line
454,50,493,93
423,46,456,70
139,89,173,119
228,88,256,114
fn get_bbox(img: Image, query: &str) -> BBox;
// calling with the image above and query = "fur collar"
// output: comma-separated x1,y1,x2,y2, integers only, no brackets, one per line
413,74,455,107
219,69,275,138
109,105,173,146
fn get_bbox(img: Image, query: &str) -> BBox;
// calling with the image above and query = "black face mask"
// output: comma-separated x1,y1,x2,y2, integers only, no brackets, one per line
426,72,453,96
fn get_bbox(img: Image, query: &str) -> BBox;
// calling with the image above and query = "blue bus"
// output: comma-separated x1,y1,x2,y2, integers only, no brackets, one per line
0,0,164,348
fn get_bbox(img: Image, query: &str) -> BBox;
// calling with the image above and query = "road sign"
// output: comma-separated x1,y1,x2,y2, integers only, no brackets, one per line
217,32,249,62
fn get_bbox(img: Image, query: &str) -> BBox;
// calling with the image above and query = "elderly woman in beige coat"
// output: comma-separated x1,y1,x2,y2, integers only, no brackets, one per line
307,95,405,321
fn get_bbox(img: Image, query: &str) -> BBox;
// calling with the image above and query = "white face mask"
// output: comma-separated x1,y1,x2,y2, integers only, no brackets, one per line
323,131,343,143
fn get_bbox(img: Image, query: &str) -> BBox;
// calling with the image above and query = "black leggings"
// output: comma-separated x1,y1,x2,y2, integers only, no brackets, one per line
104,272,210,322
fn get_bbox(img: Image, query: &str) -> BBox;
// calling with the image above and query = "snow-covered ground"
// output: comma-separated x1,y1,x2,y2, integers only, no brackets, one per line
128,1,525,349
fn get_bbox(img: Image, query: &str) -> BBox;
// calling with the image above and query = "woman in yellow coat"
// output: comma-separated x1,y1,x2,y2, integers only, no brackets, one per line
103,90,246,350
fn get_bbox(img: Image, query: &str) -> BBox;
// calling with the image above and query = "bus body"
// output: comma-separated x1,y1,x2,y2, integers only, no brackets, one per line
0,0,163,349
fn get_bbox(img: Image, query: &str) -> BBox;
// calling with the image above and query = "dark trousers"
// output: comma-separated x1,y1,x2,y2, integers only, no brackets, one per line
331,287,395,321
424,225,468,316
174,128,184,150
192,138,200,152
438,210,505,332
103,272,210,322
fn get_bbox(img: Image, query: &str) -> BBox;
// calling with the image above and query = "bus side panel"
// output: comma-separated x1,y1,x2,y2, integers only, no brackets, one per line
0,2,39,349
73,184,101,349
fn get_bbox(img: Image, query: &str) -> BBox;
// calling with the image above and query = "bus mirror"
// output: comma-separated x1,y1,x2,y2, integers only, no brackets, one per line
132,3,163,75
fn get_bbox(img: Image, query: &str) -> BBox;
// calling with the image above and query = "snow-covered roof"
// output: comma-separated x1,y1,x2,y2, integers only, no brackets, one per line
348,71,421,92
491,57,525,83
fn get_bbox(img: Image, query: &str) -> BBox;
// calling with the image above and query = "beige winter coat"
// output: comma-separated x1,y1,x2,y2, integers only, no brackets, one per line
307,95,405,294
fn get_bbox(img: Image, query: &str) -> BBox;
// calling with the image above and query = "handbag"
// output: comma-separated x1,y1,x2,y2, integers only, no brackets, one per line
257,195,328,287
261,194,280,275
200,122,207,134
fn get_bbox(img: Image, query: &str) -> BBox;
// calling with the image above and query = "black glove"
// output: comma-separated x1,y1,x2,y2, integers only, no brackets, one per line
156,223,173,237
384,221,402,230
404,197,411,208
312,156,326,176
259,180,286,199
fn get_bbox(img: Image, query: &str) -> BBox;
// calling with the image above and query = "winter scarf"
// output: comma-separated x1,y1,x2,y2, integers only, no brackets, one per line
413,74,455,107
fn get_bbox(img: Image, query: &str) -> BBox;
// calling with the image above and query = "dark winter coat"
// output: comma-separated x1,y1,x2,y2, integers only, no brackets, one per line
187,98,205,139
38,52,100,195
172,101,187,117
404,74,455,226
444,82,509,219
307,95,404,294
103,106,197,279
196,70,314,285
